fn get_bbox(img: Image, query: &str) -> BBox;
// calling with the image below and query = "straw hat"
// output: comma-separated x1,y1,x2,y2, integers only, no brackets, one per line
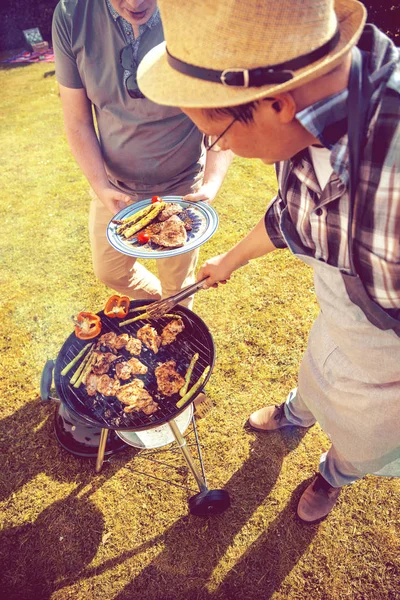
137,0,366,108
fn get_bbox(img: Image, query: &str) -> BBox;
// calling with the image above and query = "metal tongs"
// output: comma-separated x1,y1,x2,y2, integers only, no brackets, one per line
129,277,209,320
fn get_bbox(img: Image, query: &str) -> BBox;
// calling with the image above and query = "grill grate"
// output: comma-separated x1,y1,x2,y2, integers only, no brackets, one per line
54,302,215,431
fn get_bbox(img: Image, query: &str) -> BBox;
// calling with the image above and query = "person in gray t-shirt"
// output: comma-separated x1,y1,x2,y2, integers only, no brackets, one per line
52,0,232,303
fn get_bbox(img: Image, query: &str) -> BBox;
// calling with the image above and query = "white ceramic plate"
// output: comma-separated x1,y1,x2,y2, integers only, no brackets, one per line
106,196,218,259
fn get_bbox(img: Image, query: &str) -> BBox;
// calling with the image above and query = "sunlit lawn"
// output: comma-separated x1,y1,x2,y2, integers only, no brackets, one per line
0,60,399,600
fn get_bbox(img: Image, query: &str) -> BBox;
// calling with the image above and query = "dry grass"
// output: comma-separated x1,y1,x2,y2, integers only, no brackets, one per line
0,61,399,600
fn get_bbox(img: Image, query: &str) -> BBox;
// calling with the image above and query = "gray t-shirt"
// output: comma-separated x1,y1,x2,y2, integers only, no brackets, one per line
52,0,204,195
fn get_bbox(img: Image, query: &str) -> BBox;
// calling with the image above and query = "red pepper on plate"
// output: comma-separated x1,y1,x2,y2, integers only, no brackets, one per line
74,312,102,339
104,295,130,318
151,196,162,203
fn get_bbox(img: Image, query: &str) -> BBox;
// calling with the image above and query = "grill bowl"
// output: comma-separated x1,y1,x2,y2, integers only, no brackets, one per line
54,301,215,432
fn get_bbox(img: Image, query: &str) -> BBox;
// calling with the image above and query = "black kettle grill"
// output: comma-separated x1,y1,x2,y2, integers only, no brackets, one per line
41,301,230,516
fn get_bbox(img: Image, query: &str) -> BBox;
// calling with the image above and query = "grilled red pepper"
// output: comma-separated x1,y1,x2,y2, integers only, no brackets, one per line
104,294,130,318
74,312,102,340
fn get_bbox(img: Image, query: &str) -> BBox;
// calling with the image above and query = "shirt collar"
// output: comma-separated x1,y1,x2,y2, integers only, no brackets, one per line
295,88,348,151
106,0,160,32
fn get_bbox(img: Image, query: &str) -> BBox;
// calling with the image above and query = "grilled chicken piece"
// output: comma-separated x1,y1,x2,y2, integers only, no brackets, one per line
137,324,161,354
151,215,187,248
141,401,159,415
116,379,156,413
155,360,185,396
142,222,162,238
114,333,130,349
161,317,185,346
96,374,120,396
91,352,118,375
115,361,133,381
98,331,118,350
158,203,183,221
123,399,158,414
85,372,99,396
116,378,145,403
127,357,148,374
115,357,148,380
125,337,142,356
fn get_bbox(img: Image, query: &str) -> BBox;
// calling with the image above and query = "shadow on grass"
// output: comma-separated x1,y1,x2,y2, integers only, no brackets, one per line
0,492,105,600
0,397,133,600
0,397,131,502
46,427,317,600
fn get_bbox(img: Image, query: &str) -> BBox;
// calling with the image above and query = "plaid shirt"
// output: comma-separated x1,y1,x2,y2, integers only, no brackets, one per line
265,26,400,315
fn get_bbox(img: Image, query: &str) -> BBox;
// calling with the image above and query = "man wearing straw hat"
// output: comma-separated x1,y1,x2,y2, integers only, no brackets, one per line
137,0,400,522
52,0,232,306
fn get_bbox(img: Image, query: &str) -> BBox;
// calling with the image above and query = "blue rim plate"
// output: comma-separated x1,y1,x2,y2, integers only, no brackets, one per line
106,196,219,259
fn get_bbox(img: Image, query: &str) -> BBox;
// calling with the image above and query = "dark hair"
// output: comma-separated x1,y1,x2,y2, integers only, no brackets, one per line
202,100,262,124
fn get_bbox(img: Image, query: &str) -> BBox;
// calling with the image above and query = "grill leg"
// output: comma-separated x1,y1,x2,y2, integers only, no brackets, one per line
95,428,109,473
168,419,208,493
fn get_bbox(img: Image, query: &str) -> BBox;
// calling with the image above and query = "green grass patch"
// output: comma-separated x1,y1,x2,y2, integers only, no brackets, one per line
0,62,399,600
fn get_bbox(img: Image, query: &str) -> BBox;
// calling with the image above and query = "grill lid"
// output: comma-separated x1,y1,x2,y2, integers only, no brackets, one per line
54,301,215,432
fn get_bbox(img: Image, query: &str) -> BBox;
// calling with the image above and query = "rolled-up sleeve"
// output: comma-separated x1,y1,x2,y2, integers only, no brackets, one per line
264,163,287,249
52,2,83,89
264,194,287,249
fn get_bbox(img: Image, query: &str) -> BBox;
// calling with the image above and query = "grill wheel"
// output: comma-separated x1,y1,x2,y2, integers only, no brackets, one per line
189,489,231,516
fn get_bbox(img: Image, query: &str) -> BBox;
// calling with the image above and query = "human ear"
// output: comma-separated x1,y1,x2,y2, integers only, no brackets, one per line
271,93,297,123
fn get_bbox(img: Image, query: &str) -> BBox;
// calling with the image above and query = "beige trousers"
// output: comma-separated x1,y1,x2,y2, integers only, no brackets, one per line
88,190,199,308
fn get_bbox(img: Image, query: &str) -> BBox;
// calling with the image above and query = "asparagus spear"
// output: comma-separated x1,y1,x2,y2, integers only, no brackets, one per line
176,365,210,408
128,304,150,313
116,204,156,234
61,343,93,376
72,350,97,388
179,353,199,397
119,312,182,326
119,313,151,326
123,202,166,239
69,346,95,385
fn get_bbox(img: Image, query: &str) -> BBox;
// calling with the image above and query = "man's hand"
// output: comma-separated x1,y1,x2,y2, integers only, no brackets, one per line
96,187,137,215
197,253,236,288
183,180,220,204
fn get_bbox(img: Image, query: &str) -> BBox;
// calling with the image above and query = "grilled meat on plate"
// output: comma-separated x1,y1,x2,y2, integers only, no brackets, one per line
161,317,185,346
151,215,187,248
158,203,183,221
155,360,185,396
137,324,161,354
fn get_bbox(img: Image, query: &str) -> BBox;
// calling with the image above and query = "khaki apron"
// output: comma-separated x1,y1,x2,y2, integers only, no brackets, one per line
281,48,400,477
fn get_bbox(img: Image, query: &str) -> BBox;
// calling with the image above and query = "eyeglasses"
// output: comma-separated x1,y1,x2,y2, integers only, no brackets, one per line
203,97,276,151
203,117,238,151
120,45,145,99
